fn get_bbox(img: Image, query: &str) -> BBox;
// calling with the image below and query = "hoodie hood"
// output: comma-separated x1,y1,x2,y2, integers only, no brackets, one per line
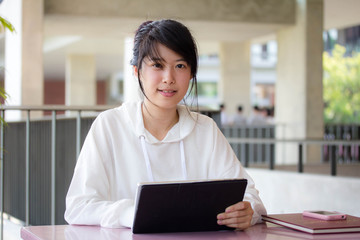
122,101,197,144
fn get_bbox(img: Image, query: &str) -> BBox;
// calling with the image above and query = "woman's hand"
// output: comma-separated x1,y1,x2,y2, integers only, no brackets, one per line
217,201,254,230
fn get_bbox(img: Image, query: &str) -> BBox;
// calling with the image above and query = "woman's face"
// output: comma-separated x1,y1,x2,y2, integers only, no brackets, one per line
135,43,192,111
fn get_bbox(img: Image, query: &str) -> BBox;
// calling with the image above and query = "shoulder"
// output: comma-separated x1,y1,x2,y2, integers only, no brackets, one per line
178,105,217,126
187,110,220,135
89,103,131,131
96,102,139,122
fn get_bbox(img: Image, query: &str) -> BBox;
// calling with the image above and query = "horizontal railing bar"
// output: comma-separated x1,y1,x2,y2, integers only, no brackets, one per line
0,105,118,111
227,137,360,145
0,105,220,112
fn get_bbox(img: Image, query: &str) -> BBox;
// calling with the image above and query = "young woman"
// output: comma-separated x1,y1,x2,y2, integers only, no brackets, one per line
65,19,266,230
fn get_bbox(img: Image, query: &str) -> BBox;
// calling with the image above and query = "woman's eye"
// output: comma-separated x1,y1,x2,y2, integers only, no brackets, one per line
176,64,186,69
153,63,162,68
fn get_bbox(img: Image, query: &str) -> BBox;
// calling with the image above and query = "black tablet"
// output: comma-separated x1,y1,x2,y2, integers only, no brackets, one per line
132,178,248,234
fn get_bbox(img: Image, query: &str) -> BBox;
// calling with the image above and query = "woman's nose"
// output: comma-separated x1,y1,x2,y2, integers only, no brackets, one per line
162,68,175,84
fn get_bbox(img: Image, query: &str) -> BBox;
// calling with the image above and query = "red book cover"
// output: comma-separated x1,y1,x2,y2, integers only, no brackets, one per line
262,213,360,234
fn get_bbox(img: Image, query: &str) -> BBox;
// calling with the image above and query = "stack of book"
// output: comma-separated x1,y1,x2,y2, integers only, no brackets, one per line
262,213,360,234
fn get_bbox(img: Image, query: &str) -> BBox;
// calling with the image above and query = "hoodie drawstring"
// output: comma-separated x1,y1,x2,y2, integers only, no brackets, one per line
140,136,187,182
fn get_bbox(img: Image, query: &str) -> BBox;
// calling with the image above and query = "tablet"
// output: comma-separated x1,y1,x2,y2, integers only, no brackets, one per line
132,178,248,233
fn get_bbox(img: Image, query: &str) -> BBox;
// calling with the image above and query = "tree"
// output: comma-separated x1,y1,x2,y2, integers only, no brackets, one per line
0,16,15,126
0,16,15,104
323,44,360,124
0,16,15,33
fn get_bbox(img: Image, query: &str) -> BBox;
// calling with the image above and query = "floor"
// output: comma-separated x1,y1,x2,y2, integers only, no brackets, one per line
3,219,21,240
249,163,360,178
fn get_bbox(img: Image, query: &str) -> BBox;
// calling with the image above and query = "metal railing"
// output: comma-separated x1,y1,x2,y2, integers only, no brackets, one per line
221,125,360,167
0,105,222,239
226,137,360,175
0,105,359,240
0,105,112,240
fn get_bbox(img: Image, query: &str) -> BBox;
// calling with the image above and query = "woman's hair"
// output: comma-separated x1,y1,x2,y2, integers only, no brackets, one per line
130,19,198,107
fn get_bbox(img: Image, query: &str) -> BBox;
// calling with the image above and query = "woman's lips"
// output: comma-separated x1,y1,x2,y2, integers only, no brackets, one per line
158,89,177,97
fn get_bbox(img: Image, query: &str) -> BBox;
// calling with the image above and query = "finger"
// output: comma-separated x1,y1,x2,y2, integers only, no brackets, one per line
217,215,252,229
225,222,251,230
218,209,249,220
218,214,250,224
225,201,250,213
219,204,253,220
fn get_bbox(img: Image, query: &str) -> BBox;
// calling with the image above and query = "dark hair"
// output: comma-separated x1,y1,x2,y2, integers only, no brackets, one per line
131,19,198,106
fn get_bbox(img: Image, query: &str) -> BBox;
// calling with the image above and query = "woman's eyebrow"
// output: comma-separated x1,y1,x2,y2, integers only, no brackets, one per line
176,58,187,62
148,57,164,62
148,57,186,63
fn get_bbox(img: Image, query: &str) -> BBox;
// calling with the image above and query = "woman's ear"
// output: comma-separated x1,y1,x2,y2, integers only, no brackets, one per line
133,66,138,77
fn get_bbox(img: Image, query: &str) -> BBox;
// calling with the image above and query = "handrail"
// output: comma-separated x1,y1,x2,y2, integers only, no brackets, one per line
227,137,359,176
0,104,219,112
227,137,360,146
0,105,117,111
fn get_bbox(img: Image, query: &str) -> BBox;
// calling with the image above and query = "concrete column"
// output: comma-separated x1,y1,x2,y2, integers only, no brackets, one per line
1,0,44,120
65,55,96,106
219,41,251,122
123,37,141,102
276,0,324,164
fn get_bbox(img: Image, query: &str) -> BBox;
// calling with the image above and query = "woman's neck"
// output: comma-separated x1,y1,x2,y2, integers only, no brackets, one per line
141,102,179,141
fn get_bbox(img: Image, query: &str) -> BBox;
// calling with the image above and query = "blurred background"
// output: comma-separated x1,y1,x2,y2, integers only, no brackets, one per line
0,0,360,239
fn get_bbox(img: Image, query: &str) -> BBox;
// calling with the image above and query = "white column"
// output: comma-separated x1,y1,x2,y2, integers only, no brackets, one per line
219,41,251,120
123,37,141,102
1,0,44,120
65,55,96,106
276,0,324,164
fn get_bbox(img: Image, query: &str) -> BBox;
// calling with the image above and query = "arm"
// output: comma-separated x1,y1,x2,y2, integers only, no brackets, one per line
208,122,267,229
64,115,135,228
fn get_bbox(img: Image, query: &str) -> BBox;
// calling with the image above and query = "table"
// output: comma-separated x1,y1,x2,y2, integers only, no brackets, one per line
21,223,360,240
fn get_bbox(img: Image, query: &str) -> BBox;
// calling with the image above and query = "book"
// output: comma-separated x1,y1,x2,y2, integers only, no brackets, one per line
266,226,360,239
262,213,360,234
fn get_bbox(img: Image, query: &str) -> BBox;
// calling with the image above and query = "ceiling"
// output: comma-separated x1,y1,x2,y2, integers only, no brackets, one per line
2,0,360,81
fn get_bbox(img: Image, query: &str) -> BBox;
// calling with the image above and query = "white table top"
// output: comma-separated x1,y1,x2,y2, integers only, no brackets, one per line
20,223,360,240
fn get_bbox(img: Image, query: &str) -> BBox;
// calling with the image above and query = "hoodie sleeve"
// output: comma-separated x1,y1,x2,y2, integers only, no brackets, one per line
210,120,267,225
64,114,134,228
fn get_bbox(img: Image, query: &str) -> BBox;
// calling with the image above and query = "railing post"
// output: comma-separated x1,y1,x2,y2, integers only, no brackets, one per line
51,110,57,225
298,143,303,173
265,127,273,170
249,127,254,164
0,110,4,240
269,143,275,170
240,127,246,166
76,111,82,158
25,110,30,226
330,144,337,176
245,143,249,168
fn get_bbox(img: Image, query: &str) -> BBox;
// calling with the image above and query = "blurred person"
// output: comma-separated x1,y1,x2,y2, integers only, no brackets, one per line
233,105,247,126
247,105,266,125
220,103,230,126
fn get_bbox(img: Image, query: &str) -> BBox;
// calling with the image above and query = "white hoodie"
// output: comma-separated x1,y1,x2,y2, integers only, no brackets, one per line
64,101,266,228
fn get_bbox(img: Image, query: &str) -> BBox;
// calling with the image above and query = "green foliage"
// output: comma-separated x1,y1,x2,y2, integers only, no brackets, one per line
0,16,15,126
323,44,360,124
0,16,15,106
0,16,15,33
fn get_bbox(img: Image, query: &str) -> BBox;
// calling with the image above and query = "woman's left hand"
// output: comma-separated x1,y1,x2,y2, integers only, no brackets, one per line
216,201,254,230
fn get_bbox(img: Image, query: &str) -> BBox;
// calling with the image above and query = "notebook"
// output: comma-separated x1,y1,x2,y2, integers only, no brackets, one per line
132,178,248,234
262,213,360,234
